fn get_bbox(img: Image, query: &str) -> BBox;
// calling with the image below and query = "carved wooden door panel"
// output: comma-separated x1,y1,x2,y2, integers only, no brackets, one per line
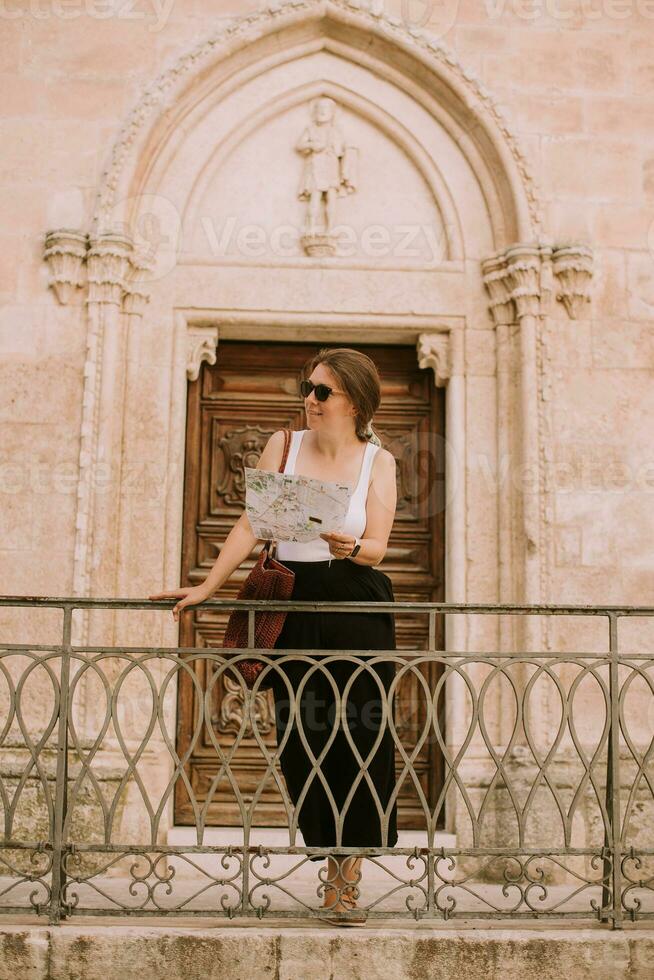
174,341,446,829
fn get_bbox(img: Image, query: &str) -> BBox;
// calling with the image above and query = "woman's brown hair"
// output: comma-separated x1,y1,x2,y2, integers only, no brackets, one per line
302,347,383,446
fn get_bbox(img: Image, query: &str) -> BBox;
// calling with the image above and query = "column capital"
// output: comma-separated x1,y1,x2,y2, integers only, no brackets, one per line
86,232,134,306
481,250,515,326
43,229,89,306
44,228,153,313
551,243,593,319
503,243,542,319
482,241,592,323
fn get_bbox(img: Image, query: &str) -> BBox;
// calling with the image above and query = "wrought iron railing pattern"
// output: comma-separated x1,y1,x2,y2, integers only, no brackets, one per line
0,596,652,928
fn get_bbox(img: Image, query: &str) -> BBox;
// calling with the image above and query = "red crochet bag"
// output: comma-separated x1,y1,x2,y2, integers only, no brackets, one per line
222,428,295,690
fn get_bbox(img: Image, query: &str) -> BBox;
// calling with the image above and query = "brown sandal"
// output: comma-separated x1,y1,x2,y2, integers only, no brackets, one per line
318,868,367,927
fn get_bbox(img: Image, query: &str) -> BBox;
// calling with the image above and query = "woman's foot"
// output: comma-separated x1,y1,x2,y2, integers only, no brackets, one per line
321,887,358,913
321,893,367,927
321,856,363,912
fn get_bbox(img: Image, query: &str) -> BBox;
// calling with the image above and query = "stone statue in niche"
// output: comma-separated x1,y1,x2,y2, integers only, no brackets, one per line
296,96,357,256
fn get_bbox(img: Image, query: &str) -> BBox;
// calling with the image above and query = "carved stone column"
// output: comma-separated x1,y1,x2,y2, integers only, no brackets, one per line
83,234,134,630
503,244,544,637
43,228,153,736
482,241,593,603
481,250,518,744
114,252,153,611
482,241,593,746
43,230,154,609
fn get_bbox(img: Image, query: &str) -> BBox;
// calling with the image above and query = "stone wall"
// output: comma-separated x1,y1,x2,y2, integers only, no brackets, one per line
0,0,652,859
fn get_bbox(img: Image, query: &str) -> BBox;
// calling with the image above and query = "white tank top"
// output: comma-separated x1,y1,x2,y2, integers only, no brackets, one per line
275,429,380,563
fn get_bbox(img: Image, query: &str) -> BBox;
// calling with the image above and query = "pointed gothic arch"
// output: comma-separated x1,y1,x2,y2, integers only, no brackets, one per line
92,0,541,246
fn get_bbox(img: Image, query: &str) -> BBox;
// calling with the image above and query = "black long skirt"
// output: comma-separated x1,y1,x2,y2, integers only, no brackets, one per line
270,558,398,861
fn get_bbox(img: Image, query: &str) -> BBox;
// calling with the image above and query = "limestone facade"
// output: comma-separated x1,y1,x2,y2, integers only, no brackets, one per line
1,0,653,861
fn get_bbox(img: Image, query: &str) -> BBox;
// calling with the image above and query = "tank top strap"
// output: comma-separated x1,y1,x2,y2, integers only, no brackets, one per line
355,441,379,496
283,429,304,475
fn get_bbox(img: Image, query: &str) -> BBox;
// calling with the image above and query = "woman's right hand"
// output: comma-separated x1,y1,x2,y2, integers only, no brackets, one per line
148,583,213,622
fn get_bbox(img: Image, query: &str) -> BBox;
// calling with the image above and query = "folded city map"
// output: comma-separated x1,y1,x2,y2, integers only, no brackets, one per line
244,467,352,542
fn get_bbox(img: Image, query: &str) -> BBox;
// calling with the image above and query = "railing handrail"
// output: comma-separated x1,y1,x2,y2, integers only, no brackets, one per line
2,594,654,616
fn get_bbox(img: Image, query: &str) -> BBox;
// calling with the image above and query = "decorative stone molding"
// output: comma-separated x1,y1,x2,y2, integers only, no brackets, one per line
551,244,593,319
86,233,134,306
416,332,451,387
503,244,543,320
187,325,219,382
482,242,579,323
481,253,515,327
43,229,152,313
43,229,88,305
122,250,153,318
91,0,543,237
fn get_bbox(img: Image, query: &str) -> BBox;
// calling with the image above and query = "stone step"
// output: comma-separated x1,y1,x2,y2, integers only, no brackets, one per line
0,921,651,980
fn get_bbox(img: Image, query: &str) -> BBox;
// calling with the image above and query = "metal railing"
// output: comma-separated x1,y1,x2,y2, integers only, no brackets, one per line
0,595,653,928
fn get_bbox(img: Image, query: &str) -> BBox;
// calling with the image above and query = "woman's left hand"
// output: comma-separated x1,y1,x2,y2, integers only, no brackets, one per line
320,531,356,559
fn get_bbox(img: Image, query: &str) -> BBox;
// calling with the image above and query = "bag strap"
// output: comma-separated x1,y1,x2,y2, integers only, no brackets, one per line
263,427,292,559
279,426,292,473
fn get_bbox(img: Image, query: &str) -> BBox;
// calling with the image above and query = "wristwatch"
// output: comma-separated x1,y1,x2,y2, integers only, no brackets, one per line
348,537,362,559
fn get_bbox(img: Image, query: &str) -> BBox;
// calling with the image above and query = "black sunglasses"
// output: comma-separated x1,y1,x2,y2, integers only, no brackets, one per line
299,379,345,402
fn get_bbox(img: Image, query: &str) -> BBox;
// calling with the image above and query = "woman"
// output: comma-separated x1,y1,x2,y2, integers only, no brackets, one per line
149,347,399,924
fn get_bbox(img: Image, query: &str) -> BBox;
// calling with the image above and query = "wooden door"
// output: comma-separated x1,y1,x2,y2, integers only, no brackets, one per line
174,341,446,829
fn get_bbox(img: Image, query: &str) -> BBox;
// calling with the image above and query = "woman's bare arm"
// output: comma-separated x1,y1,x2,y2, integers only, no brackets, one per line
148,429,287,617
201,428,287,595
197,429,284,595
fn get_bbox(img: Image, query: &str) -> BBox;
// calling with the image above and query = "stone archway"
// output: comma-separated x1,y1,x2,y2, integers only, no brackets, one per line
42,0,593,841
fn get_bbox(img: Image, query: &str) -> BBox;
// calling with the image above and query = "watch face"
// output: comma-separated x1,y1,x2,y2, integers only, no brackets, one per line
350,543,361,557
